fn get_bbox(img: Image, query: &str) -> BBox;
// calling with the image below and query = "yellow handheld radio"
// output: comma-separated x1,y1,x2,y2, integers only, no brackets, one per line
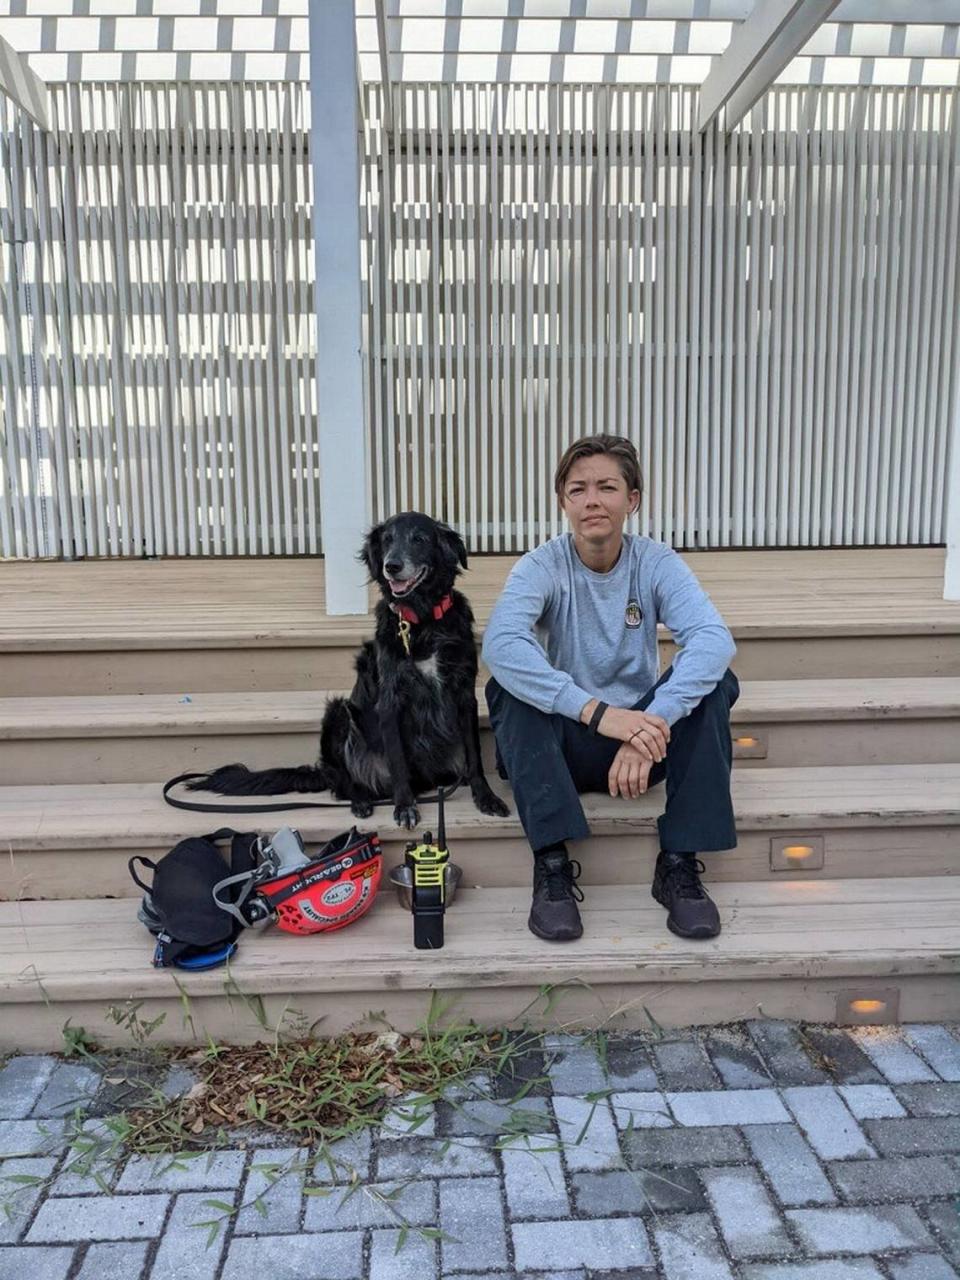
404,788,450,950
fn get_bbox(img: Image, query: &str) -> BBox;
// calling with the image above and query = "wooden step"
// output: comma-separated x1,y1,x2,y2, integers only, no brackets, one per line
2,549,958,695
0,764,957,901
6,631,956,695
2,877,958,1050
0,678,957,785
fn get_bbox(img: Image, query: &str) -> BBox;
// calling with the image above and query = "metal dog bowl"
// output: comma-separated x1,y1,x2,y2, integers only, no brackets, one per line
387,862,462,910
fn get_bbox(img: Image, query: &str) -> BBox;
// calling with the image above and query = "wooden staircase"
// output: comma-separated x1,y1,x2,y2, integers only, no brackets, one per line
1,548,959,1050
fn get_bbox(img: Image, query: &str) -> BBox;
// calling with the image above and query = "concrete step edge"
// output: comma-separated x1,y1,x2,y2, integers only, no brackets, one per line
1,677,960,738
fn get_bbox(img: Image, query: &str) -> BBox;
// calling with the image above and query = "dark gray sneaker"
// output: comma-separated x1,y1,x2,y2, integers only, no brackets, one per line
529,851,584,942
651,851,721,939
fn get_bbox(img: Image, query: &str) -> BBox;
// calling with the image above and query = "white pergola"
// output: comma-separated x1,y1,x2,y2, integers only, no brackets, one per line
307,0,959,611
1,1,958,607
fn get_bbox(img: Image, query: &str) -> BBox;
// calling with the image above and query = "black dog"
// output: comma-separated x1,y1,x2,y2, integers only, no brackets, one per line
194,513,510,830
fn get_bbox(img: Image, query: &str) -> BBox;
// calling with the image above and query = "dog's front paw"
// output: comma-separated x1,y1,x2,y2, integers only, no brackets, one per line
394,803,420,830
472,785,510,818
351,799,375,818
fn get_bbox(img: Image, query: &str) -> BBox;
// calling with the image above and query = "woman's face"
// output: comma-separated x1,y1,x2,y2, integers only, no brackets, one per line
560,454,639,547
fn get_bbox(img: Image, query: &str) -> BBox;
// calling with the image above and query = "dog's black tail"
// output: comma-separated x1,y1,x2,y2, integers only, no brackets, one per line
186,763,333,796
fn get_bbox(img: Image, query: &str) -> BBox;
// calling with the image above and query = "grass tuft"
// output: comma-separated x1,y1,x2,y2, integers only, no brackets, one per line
123,1023,509,1151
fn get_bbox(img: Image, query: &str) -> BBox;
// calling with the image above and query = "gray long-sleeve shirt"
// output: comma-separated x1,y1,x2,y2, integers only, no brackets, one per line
481,533,736,728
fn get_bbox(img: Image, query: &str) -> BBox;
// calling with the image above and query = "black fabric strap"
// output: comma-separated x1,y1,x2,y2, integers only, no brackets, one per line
587,701,608,736
162,772,463,816
162,773,345,815
127,855,157,895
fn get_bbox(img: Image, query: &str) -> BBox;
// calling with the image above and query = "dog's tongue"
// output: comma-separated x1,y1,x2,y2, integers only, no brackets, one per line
389,577,415,596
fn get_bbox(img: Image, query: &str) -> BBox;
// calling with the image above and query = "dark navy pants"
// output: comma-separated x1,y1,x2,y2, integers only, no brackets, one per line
485,666,740,856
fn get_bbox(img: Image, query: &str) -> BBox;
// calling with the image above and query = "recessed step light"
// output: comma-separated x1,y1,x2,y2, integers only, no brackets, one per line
836,989,900,1025
770,836,825,872
733,731,768,759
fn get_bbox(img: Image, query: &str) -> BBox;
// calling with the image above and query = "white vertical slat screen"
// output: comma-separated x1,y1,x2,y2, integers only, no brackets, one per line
364,82,960,551
0,80,321,559
1,80,957,558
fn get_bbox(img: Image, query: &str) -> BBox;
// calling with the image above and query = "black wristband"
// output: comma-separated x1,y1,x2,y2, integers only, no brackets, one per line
587,701,608,735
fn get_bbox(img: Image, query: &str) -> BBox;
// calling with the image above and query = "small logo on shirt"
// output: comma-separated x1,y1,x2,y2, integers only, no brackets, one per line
625,600,643,628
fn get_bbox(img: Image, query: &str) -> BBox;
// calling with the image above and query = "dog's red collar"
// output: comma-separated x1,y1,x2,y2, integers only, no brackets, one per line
389,594,454,626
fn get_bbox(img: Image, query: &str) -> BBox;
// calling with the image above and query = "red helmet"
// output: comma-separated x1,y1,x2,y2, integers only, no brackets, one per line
256,829,383,934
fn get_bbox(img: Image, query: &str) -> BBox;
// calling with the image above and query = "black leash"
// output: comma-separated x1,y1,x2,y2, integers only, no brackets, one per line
162,772,463,816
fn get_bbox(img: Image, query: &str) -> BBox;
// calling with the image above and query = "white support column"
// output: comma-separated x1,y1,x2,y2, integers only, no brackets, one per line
697,0,841,132
309,0,370,615
945,394,960,601
0,33,49,131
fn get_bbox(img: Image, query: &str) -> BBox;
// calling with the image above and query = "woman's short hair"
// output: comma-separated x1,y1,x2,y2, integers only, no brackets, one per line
554,433,643,502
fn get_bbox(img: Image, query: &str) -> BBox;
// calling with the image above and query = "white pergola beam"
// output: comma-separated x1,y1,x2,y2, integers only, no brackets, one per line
309,0,370,616
374,0,395,134
0,32,49,131
360,1,957,23
697,0,842,132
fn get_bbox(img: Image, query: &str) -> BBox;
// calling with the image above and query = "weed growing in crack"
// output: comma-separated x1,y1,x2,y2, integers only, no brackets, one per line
0,984,584,1250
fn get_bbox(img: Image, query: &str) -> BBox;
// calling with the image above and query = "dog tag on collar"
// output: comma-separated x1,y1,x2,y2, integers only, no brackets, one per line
397,618,413,656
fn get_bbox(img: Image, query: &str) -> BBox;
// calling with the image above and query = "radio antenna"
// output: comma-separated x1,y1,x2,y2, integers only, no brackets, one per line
437,784,447,851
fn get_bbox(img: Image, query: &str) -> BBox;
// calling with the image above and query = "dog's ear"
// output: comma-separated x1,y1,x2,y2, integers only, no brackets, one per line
359,522,384,579
436,522,468,573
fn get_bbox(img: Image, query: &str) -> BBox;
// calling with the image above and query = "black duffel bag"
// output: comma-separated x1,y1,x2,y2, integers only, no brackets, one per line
129,828,260,969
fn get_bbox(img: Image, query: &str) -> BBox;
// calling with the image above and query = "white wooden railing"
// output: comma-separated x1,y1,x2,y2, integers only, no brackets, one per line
1,80,957,557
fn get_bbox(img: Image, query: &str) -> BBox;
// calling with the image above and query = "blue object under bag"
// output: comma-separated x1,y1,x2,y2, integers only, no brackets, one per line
168,940,238,970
